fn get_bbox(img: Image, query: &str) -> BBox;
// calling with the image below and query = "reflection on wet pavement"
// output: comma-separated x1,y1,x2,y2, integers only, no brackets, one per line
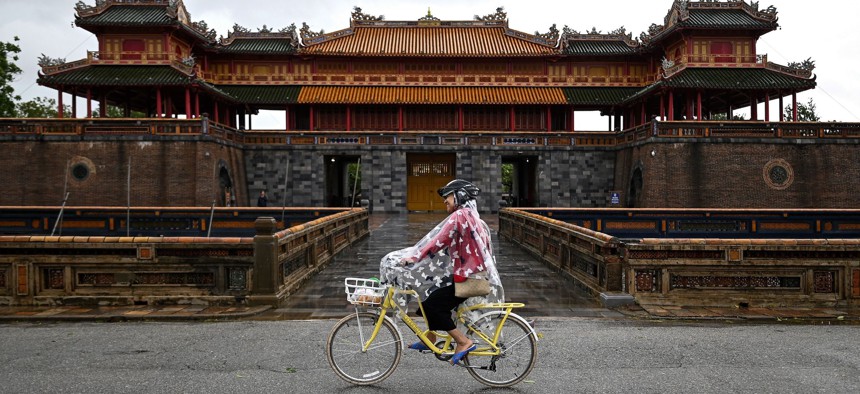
260,213,619,320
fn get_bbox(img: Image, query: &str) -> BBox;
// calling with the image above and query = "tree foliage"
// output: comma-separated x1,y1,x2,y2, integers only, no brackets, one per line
1,36,22,117
783,98,820,122
16,96,71,118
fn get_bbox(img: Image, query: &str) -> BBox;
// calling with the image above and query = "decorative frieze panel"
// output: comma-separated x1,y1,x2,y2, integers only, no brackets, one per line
228,268,247,290
628,250,723,260
670,274,800,290
635,270,659,292
45,268,64,290
77,272,215,286
813,271,836,293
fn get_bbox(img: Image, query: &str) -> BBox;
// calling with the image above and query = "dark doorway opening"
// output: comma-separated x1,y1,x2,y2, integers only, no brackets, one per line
325,156,361,207
501,156,538,207
627,167,643,208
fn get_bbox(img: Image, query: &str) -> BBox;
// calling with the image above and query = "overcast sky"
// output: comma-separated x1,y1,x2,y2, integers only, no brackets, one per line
2,0,858,128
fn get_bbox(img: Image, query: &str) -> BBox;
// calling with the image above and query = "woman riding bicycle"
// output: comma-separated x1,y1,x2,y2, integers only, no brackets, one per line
379,179,503,365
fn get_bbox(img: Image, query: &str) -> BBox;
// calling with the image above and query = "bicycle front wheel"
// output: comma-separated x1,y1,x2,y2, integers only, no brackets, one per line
325,312,402,385
466,312,537,387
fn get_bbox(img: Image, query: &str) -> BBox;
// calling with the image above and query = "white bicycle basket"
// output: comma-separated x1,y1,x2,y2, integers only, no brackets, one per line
344,277,384,306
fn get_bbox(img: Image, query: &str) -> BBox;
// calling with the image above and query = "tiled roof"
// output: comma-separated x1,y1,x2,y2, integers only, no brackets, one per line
297,86,567,105
562,40,636,55
219,38,296,55
75,6,173,26
563,40,639,56
38,65,193,86
301,26,558,57
563,88,640,106
662,68,816,90
682,9,774,29
219,86,300,104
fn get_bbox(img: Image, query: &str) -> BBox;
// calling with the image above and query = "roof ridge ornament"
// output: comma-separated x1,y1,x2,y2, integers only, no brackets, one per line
474,7,506,22
418,7,440,22
351,6,384,22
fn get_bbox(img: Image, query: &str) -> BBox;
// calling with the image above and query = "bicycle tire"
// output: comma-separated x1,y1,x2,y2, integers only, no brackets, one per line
465,311,537,387
325,312,402,385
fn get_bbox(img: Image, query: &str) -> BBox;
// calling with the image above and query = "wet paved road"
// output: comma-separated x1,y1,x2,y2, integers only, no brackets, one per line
264,213,621,320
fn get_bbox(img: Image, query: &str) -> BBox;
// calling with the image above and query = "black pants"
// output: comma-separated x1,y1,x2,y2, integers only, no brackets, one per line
421,285,467,331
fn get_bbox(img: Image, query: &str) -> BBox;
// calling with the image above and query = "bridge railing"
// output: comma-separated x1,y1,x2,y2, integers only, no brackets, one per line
498,208,621,297
500,208,860,308
0,208,369,307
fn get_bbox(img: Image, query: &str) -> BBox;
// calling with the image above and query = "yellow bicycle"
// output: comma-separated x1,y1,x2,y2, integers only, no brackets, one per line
325,277,538,387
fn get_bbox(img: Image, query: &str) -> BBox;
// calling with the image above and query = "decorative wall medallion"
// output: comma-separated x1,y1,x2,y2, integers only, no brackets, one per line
763,159,794,190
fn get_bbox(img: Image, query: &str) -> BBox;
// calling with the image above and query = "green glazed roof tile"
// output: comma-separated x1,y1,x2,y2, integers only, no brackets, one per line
682,9,774,29
662,68,816,90
38,65,192,86
563,41,638,56
563,88,640,105
218,86,301,104
76,6,173,26
219,39,296,54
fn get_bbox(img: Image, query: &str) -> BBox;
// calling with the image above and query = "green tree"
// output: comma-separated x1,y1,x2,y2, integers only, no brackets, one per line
783,97,820,122
15,96,71,118
1,36,22,117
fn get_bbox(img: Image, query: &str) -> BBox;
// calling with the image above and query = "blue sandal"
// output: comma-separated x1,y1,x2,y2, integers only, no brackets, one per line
408,341,430,352
450,344,477,366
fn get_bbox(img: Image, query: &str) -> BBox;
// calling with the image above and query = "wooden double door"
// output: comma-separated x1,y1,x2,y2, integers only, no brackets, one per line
406,154,455,211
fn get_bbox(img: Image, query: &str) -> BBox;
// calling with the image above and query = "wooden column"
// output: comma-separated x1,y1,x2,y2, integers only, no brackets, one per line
284,104,290,131
346,105,351,132
640,102,646,126
214,101,220,124
750,94,757,121
510,106,515,132
458,105,463,132
309,105,314,131
792,92,797,121
71,93,77,118
696,91,702,121
764,93,770,122
185,87,191,119
194,91,200,118
99,94,106,118
57,89,64,119
398,106,403,131
668,91,674,121
546,105,551,131
569,106,575,132
86,89,92,118
155,88,162,118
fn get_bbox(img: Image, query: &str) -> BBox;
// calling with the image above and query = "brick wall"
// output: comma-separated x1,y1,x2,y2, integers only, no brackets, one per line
0,138,245,207
616,141,860,208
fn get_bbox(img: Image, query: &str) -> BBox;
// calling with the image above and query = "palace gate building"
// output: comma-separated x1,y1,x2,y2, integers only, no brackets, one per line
7,0,858,212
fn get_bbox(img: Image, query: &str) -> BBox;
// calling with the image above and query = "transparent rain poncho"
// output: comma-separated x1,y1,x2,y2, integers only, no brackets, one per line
379,200,504,323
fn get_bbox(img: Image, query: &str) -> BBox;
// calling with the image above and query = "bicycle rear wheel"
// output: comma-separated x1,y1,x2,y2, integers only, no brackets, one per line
465,312,537,387
326,312,402,385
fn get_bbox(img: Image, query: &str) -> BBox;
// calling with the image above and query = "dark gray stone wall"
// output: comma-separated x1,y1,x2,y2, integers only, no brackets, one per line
244,146,616,213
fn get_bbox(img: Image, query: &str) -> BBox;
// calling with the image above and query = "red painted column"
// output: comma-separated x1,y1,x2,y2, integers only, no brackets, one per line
194,91,200,118
309,105,315,131
764,93,770,122
71,94,77,118
750,95,757,121
166,95,172,118
99,94,106,118
57,89,64,119
346,105,351,132
510,106,515,132
640,102,646,126
686,96,693,120
569,106,575,132
156,88,162,118
458,105,463,132
214,101,219,124
668,91,674,121
284,105,290,131
696,91,702,121
546,105,552,131
86,89,92,118
398,106,403,131
792,92,797,121
185,87,191,119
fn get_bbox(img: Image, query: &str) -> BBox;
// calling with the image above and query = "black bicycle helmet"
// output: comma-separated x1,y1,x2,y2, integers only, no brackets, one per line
437,179,480,206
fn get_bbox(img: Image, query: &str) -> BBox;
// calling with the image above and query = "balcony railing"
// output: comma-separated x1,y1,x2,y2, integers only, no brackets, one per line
41,51,195,75
2,119,857,147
